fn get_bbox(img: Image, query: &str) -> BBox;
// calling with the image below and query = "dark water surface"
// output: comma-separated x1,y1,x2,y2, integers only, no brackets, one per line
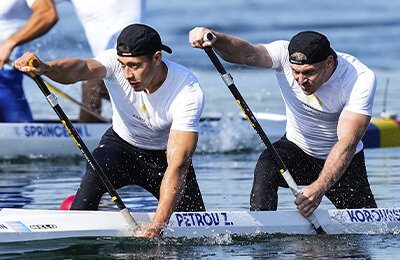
1,234,399,259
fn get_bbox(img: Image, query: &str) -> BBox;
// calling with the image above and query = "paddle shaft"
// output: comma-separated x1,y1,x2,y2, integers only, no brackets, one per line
204,45,325,234
29,71,139,233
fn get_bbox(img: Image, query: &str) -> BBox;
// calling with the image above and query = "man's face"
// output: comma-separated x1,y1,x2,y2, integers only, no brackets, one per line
290,57,332,95
117,52,160,92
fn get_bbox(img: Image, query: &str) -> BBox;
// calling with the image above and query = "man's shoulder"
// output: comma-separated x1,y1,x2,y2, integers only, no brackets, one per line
262,40,290,70
336,52,375,78
94,49,119,78
98,48,117,57
337,52,370,68
164,59,198,84
94,49,117,65
264,40,289,52
162,60,203,102
164,59,193,75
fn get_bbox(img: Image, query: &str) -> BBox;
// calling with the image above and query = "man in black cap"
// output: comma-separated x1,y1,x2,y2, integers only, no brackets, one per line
15,24,206,238
190,28,377,217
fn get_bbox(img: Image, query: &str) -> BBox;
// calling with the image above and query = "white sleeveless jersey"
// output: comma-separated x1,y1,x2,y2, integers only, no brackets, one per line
95,49,204,150
264,40,376,159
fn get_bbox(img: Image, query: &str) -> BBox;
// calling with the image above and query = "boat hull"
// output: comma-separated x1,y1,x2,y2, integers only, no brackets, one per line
0,208,399,242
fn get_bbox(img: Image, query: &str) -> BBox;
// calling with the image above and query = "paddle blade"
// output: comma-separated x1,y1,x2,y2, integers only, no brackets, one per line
60,195,75,210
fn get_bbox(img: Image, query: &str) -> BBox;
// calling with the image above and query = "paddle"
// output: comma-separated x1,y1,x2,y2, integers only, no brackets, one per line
16,58,140,234
41,80,112,123
6,59,111,123
203,34,325,234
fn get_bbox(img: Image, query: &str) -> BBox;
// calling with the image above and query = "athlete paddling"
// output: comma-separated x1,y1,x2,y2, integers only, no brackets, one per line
15,24,206,238
190,27,377,217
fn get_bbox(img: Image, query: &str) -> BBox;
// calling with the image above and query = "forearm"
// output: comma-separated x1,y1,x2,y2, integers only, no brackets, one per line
211,31,262,66
8,1,58,48
152,164,188,224
296,111,370,217
44,58,106,84
316,111,371,193
152,130,197,224
314,139,357,193
44,59,87,84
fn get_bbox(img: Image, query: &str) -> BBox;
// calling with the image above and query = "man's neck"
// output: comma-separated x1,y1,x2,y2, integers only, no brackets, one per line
329,59,338,78
145,61,167,94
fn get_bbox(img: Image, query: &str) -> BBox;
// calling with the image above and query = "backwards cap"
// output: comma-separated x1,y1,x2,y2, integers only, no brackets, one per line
288,31,336,65
117,24,172,57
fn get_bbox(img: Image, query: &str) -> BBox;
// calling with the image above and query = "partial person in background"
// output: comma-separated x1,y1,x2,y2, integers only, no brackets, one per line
56,0,146,123
0,0,58,122
189,27,377,217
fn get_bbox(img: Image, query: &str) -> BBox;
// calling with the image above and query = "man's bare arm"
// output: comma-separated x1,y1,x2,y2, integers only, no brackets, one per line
14,51,107,84
139,130,198,238
189,27,273,68
295,110,371,217
0,0,58,68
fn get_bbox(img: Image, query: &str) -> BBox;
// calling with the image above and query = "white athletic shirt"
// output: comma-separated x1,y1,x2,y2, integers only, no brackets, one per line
95,49,204,150
58,0,145,56
263,40,377,159
0,0,36,60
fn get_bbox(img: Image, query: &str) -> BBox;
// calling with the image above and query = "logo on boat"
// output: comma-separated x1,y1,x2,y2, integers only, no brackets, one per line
30,224,58,230
0,224,7,230
5,221,31,232
173,212,234,227
345,208,400,223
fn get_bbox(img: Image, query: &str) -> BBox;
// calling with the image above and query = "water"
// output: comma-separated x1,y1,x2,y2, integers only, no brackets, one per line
1,234,399,259
1,0,400,258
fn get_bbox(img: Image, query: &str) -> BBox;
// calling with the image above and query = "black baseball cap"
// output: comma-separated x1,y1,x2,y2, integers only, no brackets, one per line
116,24,172,57
288,31,336,65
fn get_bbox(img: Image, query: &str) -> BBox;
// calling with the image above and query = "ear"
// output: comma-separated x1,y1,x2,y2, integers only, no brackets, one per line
326,55,335,68
153,51,162,65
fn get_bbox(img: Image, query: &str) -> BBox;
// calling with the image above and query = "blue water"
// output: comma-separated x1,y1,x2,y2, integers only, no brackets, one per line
1,0,400,258
32,0,400,70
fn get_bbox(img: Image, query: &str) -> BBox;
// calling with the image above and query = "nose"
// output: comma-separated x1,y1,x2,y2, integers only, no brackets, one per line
123,67,135,79
297,73,307,85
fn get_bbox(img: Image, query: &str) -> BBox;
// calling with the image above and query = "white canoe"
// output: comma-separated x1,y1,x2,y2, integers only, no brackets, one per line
0,207,399,243
0,113,287,157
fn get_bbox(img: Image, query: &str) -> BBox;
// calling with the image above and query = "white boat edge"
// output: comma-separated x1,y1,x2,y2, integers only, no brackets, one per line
0,121,111,157
0,113,287,157
0,208,399,242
